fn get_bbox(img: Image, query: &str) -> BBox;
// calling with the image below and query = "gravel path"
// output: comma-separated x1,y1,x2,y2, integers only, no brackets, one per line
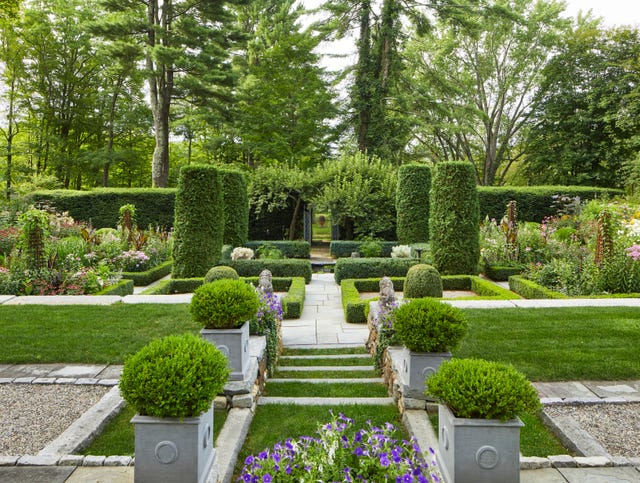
0,384,110,455
545,403,640,458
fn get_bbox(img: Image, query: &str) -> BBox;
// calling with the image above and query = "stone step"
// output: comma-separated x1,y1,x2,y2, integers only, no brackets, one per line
268,378,384,384
258,397,394,406
275,365,373,372
279,354,371,360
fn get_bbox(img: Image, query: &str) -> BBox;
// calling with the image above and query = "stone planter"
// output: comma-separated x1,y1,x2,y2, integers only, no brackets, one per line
401,349,451,399
437,404,523,483
200,320,250,381
131,403,215,483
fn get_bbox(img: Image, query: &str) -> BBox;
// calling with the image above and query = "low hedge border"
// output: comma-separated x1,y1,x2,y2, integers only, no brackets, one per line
483,264,525,282
97,279,134,296
330,241,399,258
224,259,312,283
121,260,173,286
142,277,305,319
341,276,520,323
244,241,311,259
508,276,568,299
334,258,420,284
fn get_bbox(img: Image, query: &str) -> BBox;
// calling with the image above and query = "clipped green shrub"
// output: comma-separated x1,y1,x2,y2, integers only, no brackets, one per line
172,165,224,278
429,162,480,275
244,241,311,259
396,164,431,244
119,333,229,418
393,298,467,353
281,277,306,319
204,266,240,283
427,358,541,421
96,279,134,296
330,241,398,258
225,259,312,283
484,264,525,282
359,240,384,258
190,279,260,329
403,264,442,298
121,260,173,286
508,275,568,299
220,169,249,248
334,258,419,284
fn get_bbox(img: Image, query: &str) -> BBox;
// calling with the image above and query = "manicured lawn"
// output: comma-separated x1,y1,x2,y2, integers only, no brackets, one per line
0,304,197,364
264,381,388,397
82,404,227,456
456,307,640,381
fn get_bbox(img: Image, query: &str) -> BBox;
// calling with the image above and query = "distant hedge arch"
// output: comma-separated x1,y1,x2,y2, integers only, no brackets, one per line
429,162,480,275
396,163,431,244
172,165,224,278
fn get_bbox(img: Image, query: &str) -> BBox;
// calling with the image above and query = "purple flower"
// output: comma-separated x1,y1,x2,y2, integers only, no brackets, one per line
379,453,390,467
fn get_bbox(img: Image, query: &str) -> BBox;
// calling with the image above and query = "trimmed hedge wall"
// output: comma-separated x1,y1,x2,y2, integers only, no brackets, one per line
334,258,420,284
96,279,134,296
172,165,224,278
508,275,568,299
224,259,312,283
430,162,480,275
220,169,249,247
483,264,525,282
280,277,305,318
30,189,176,229
478,186,623,222
121,260,173,286
330,241,400,259
396,164,431,244
244,241,311,259
341,276,519,323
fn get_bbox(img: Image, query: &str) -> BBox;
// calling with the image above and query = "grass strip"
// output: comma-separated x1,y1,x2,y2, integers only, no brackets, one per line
278,357,373,367
274,369,380,379
264,382,389,398
235,404,407,478
82,404,227,456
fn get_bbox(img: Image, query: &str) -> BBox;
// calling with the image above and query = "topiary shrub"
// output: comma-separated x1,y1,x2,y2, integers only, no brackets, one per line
403,264,442,298
119,333,229,418
172,165,224,279
429,162,480,275
396,164,431,244
426,358,541,421
359,239,384,258
220,169,249,248
393,298,467,353
190,279,260,329
204,266,240,283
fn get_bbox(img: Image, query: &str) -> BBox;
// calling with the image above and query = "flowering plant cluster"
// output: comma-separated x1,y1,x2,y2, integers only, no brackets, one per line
232,247,255,260
115,250,151,272
391,245,412,258
626,244,640,261
239,413,440,483
250,289,283,373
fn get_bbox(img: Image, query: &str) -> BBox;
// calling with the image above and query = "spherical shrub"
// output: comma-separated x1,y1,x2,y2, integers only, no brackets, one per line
119,333,229,418
204,266,240,283
426,358,541,421
393,298,467,352
190,279,260,329
403,264,443,298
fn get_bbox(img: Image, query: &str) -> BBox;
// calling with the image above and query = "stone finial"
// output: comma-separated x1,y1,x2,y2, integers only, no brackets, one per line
379,276,396,309
258,269,273,294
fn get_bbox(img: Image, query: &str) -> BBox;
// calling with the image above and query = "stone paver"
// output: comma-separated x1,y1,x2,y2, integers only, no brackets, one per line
64,466,134,482
0,466,75,483
558,466,640,482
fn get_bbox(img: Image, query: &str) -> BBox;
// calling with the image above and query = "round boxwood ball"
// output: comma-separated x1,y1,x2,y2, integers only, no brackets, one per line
404,263,443,298
190,279,260,329
119,333,230,418
204,265,239,283
393,298,467,353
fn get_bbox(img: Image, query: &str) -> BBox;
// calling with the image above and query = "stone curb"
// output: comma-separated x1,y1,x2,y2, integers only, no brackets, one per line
0,377,119,386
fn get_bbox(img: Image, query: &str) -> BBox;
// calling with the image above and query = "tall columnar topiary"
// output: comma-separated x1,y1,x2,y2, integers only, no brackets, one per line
172,165,224,278
220,169,249,247
396,163,431,244
429,162,480,275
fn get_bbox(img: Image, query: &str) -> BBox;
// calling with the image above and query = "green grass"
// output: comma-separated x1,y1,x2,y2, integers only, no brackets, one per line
235,404,406,478
264,382,388,397
82,404,227,456
278,356,373,367
428,411,568,457
0,304,197,364
455,307,640,381
273,369,380,379
282,347,368,356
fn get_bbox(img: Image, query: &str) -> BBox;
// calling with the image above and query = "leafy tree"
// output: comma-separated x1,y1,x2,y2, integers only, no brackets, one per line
96,0,246,187
404,0,568,185
524,21,640,188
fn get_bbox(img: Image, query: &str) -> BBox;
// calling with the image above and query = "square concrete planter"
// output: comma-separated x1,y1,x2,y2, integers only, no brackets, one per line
438,404,523,483
131,403,215,483
401,349,451,399
200,320,250,381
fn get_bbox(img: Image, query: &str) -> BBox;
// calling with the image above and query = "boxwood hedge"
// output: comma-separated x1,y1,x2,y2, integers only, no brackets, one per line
244,241,311,259
334,257,420,284
396,164,431,244
224,259,312,283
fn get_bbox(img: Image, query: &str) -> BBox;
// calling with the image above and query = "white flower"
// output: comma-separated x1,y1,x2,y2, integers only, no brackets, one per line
231,247,255,260
391,245,412,258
